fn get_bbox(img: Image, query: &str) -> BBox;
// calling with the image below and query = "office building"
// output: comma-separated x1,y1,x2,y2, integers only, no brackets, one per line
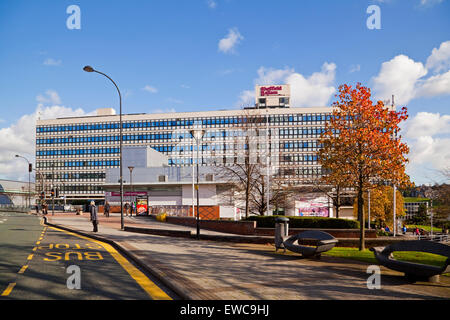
35,85,333,215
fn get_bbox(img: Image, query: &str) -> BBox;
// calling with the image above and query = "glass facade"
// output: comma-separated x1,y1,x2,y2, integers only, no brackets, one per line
35,108,332,200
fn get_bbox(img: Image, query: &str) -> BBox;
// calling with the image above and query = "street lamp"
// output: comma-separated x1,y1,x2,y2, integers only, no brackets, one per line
128,166,134,215
368,189,371,230
190,126,205,239
15,155,31,208
84,65,124,230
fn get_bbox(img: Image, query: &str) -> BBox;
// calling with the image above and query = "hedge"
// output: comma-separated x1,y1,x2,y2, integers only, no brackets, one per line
244,215,360,229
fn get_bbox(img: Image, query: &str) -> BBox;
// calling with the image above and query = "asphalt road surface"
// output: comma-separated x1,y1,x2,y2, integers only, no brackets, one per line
0,211,175,300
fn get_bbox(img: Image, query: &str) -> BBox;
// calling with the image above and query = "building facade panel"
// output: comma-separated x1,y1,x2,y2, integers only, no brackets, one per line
36,105,334,201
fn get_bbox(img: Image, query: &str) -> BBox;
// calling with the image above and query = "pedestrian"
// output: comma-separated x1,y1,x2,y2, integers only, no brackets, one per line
402,225,407,235
35,203,39,215
124,202,130,217
104,201,110,218
131,202,135,217
89,200,98,232
42,202,48,215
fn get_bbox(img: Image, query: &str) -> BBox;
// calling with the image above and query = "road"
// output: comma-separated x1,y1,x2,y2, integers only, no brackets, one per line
0,211,176,300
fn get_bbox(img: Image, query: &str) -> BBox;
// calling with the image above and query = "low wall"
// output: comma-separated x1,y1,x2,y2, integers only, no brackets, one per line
165,216,257,235
156,215,376,239
254,228,377,239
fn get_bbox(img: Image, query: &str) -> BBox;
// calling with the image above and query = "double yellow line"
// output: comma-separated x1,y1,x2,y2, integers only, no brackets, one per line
47,226,172,300
1,223,47,297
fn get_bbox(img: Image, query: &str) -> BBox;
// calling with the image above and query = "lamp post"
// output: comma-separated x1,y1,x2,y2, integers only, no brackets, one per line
190,126,205,239
15,155,31,208
368,189,371,230
51,163,55,216
84,65,124,230
393,184,397,237
128,166,134,215
265,108,271,216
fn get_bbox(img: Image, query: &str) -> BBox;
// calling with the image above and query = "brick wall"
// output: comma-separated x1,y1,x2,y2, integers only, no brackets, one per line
165,216,256,235
188,206,220,220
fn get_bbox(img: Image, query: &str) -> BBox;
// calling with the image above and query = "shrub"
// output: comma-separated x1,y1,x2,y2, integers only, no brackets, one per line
244,215,359,229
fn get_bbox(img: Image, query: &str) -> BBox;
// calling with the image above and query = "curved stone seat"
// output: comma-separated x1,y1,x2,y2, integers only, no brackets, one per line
282,230,338,258
370,240,450,281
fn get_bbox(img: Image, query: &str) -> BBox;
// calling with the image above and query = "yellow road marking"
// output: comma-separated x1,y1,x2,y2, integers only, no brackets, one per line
36,241,41,245
27,254,34,261
1,283,16,296
18,265,28,274
48,226,172,300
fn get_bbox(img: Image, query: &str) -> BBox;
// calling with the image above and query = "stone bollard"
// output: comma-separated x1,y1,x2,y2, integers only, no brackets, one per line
275,216,289,252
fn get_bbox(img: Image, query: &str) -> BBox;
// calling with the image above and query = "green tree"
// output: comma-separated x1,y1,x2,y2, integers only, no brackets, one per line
411,203,428,225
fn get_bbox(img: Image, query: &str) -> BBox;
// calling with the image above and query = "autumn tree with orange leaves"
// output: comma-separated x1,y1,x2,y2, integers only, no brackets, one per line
318,83,410,250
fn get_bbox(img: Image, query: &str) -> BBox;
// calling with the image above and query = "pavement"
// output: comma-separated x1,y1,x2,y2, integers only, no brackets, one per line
40,211,450,300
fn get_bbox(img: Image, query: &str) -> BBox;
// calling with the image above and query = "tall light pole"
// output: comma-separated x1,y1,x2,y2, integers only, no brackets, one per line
51,163,55,216
265,108,271,216
15,155,31,208
393,184,397,237
190,126,205,239
128,166,134,214
84,65,124,230
368,189,371,230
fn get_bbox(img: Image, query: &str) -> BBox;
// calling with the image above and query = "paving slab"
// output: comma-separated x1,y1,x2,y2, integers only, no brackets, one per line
42,212,450,300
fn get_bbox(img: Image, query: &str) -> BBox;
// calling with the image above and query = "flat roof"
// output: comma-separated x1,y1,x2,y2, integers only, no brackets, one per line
37,106,334,125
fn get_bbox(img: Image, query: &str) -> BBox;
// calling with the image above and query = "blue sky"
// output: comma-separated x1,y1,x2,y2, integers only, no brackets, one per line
0,0,449,184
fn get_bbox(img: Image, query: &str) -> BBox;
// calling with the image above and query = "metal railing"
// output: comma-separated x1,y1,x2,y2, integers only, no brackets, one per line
417,233,449,242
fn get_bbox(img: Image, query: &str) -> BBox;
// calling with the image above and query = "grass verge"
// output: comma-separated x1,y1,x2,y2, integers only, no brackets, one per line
323,247,449,276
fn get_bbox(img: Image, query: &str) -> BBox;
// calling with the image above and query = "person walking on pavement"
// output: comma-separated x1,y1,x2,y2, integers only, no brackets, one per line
90,200,99,232
104,201,110,218
124,202,130,217
42,202,48,215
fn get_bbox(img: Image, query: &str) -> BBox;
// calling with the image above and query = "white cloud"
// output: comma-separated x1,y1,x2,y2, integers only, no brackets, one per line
207,0,217,9
416,70,450,97
420,0,444,6
166,98,183,104
426,41,450,73
43,58,62,66
372,41,450,104
373,55,427,105
236,90,255,108
239,62,336,107
218,28,244,54
150,108,176,114
142,85,158,93
349,64,361,73
403,112,450,184
0,92,94,181
180,84,190,89
36,90,62,105
255,67,295,85
404,112,450,139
